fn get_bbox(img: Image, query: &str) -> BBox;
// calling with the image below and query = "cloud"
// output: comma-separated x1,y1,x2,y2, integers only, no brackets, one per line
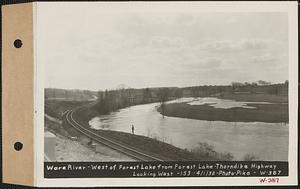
39,6,289,90
150,36,185,48
201,58,222,68
250,53,278,64
176,14,196,25
225,17,237,24
182,57,223,70
202,39,270,53
241,39,267,50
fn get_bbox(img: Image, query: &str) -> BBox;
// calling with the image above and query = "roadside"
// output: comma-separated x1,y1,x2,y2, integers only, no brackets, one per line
44,115,134,162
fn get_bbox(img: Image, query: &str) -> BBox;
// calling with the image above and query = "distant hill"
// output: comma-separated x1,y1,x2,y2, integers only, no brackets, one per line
45,88,98,101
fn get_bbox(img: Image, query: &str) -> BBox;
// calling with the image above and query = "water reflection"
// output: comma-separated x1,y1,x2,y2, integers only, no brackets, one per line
89,99,288,161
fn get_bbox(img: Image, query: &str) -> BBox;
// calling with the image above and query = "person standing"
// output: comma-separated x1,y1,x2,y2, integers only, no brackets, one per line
131,124,134,135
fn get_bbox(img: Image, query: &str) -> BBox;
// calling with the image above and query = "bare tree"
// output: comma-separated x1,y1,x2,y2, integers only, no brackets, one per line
285,80,289,85
158,88,170,118
257,80,271,86
174,88,183,99
143,88,152,103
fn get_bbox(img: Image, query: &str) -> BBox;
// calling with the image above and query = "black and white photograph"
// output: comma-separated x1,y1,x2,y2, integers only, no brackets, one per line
38,2,297,184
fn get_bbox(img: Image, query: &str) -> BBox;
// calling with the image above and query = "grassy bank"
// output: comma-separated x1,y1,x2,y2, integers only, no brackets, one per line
159,94,288,123
159,102,288,123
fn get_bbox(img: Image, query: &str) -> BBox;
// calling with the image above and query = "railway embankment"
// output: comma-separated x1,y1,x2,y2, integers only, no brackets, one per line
45,113,134,161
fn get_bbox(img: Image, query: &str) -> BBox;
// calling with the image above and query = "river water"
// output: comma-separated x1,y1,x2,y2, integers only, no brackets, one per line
89,98,288,161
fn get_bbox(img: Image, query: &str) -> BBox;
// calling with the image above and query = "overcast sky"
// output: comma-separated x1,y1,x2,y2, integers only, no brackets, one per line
37,3,289,91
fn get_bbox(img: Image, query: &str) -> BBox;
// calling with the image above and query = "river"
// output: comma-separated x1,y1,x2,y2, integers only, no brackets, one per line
89,98,288,161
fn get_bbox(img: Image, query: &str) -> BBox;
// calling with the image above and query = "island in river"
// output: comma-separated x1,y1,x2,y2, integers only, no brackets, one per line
158,94,288,123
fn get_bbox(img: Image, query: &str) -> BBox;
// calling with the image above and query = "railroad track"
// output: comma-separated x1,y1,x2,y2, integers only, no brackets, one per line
64,109,164,162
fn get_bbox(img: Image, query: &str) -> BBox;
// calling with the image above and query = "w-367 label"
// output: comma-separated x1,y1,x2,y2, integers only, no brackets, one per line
259,177,280,184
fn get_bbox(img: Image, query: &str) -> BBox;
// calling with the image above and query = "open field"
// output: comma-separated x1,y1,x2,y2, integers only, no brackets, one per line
159,94,288,123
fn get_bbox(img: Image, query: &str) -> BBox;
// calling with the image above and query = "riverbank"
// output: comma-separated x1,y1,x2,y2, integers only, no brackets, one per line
159,94,288,123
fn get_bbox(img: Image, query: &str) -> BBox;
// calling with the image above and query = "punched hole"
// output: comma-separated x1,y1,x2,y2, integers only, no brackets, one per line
14,142,23,151
14,39,23,48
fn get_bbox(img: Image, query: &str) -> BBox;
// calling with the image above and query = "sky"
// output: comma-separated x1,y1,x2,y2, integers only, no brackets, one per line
37,3,289,91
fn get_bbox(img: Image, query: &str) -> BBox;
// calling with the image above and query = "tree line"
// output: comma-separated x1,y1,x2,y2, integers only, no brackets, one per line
92,81,288,115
